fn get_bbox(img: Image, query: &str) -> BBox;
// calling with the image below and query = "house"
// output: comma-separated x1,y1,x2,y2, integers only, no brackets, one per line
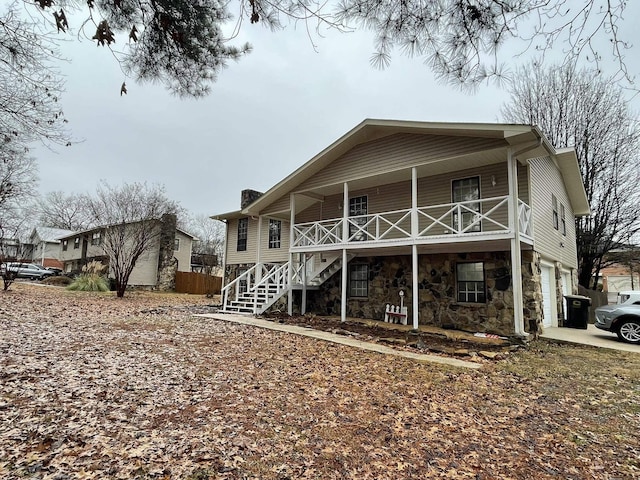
57,215,195,290
0,237,22,261
23,227,76,268
213,120,590,336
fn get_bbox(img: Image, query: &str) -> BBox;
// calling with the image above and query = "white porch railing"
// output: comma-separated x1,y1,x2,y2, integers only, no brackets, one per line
221,262,290,314
292,196,533,248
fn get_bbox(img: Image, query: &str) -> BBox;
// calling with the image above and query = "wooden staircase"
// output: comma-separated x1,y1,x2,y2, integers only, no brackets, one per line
220,252,352,314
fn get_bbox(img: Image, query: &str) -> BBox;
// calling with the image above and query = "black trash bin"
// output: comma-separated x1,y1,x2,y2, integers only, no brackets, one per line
563,295,591,329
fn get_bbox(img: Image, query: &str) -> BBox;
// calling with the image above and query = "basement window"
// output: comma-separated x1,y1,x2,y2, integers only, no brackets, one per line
456,262,486,303
349,264,369,297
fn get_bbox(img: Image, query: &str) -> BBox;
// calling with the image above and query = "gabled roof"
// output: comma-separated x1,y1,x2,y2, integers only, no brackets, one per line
214,119,590,219
55,221,196,241
31,227,77,243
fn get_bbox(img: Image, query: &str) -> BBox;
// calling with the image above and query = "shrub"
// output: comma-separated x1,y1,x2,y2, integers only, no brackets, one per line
67,261,109,292
43,275,73,287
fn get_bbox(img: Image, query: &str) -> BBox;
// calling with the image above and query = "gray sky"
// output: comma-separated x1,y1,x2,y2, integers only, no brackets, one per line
32,4,640,219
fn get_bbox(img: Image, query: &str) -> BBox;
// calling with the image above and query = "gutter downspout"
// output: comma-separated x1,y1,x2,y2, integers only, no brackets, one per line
509,137,542,337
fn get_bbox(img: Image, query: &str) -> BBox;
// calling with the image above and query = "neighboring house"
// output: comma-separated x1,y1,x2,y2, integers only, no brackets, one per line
57,216,195,289
0,238,22,261
213,119,590,337
23,227,76,268
598,264,639,303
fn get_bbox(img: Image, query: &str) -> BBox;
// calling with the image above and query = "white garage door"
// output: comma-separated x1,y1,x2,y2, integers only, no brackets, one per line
541,265,553,328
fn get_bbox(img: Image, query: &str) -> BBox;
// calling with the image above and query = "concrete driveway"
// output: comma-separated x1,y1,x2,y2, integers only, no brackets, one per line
541,324,640,353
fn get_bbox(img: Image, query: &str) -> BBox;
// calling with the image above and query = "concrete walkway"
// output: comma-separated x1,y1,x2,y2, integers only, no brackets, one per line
198,313,481,369
541,324,640,353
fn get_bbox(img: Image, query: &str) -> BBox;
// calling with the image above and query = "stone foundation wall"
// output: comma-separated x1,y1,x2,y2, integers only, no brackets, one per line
304,251,544,336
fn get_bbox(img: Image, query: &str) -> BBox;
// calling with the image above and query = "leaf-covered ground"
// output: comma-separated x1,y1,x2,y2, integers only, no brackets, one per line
1,283,639,479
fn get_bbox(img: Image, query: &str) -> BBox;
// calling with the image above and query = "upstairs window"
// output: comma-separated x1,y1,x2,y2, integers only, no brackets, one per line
452,177,481,232
349,195,368,241
268,219,281,249
62,240,68,251
74,237,80,249
456,262,486,303
552,195,559,230
91,232,102,246
174,238,180,251
237,218,248,252
561,204,566,236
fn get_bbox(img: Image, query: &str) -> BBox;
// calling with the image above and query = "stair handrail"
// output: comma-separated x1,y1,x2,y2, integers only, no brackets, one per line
221,263,259,311
252,262,290,314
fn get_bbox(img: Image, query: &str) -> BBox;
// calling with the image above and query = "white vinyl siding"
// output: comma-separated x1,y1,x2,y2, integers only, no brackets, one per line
173,231,193,272
295,133,506,191
260,218,290,263
529,156,578,268
226,217,260,265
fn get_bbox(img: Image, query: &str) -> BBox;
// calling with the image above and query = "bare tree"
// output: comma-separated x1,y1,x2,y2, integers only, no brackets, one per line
0,145,38,290
501,62,640,289
184,214,225,275
86,182,180,297
37,191,92,231
1,2,70,151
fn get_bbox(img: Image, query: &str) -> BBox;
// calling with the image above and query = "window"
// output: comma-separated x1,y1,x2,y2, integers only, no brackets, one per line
91,232,101,246
552,195,559,230
74,237,80,249
349,264,369,297
349,195,368,241
62,240,68,251
174,238,180,251
268,219,281,249
561,204,566,236
452,177,481,232
456,262,486,303
237,218,248,251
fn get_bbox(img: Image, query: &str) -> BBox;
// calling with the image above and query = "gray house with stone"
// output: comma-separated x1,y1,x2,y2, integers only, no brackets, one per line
214,120,590,336
57,215,195,290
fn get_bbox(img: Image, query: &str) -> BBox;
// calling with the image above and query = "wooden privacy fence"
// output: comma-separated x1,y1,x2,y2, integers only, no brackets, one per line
175,272,222,295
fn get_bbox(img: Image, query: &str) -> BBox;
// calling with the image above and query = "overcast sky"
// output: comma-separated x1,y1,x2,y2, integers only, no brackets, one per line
31,3,640,219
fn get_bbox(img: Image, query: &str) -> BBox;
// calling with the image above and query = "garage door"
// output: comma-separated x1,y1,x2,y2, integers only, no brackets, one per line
541,265,553,328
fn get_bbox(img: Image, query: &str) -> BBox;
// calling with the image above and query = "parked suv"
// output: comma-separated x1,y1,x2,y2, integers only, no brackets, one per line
594,291,640,344
2,262,56,280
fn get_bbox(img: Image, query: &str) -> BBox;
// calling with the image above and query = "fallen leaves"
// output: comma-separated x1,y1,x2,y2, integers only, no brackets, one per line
0,284,639,479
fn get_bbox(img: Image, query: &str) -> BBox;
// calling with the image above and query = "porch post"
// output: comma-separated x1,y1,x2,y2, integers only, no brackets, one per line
342,182,349,243
341,248,348,322
412,244,419,330
301,253,307,314
508,148,525,336
411,167,418,238
255,215,263,282
288,194,295,316
341,182,349,323
411,168,419,329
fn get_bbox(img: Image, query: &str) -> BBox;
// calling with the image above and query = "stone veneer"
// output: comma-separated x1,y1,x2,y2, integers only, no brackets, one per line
156,214,178,291
302,251,545,336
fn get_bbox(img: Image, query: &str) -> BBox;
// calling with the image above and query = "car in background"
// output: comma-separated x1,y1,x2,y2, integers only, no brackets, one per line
45,267,63,276
2,262,56,280
616,291,640,306
595,302,640,344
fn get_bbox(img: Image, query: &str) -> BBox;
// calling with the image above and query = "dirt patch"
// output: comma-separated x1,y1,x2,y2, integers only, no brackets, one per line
260,312,519,359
